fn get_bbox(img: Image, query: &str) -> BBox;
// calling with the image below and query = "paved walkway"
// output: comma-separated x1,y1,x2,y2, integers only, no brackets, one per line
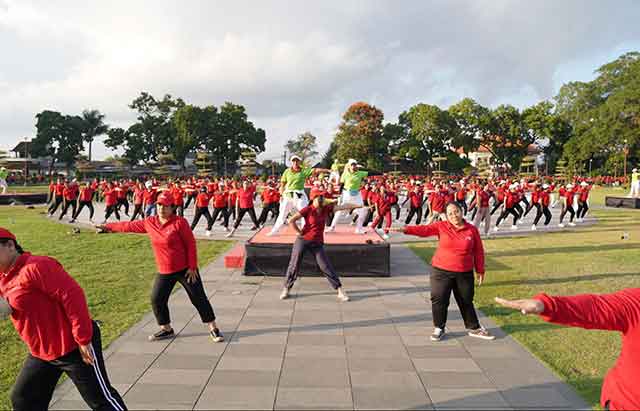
50,245,588,410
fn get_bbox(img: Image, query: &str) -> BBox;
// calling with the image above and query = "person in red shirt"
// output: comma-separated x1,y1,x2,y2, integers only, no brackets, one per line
494,184,520,231
58,180,80,221
532,183,553,228
559,183,576,228
96,192,223,343
257,183,280,226
210,182,231,232
279,194,363,301
404,185,424,225
101,182,120,223
490,183,506,216
0,228,126,411
471,184,493,236
426,185,447,224
576,181,591,222
47,179,55,204
170,183,185,217
142,181,158,217
455,182,468,216
47,178,66,217
495,288,640,410
190,186,214,235
129,182,145,221
370,185,393,239
393,202,494,342
71,182,96,223
226,180,260,237
114,182,130,217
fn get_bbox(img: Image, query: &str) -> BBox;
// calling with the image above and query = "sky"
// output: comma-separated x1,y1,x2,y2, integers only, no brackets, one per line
1,0,639,163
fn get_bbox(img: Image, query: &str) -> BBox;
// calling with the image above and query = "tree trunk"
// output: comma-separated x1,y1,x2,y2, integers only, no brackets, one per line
88,140,92,162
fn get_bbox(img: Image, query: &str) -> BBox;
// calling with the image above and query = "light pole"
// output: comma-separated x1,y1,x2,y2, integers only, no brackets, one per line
23,137,28,186
623,139,629,181
589,158,593,175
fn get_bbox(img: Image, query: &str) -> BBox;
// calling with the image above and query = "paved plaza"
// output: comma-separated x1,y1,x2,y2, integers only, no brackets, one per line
49,244,588,410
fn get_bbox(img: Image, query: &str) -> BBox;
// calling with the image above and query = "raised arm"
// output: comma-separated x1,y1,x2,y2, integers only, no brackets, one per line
102,219,147,234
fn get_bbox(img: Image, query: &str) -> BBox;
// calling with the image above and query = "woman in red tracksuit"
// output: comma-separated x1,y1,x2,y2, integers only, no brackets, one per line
226,180,260,237
496,289,640,410
96,192,223,343
370,185,393,239
130,183,145,221
190,186,214,235
102,183,120,223
393,201,494,342
0,228,126,411
72,182,96,223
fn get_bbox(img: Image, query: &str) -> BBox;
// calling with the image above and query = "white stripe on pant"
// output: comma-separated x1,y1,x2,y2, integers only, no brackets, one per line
269,192,308,235
90,344,124,411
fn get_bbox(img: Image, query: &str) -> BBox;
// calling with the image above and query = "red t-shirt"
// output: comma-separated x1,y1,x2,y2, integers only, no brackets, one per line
171,187,184,206
409,192,423,208
106,215,197,274
195,193,210,208
103,188,118,207
531,190,540,204
540,191,551,207
79,187,94,202
213,192,228,208
237,187,255,209
477,190,490,208
430,192,446,213
0,253,93,361
565,189,575,206
404,221,484,273
55,183,65,196
115,186,127,200
133,188,144,205
299,204,334,243
142,189,157,205
456,188,467,201
579,187,590,202
63,185,78,201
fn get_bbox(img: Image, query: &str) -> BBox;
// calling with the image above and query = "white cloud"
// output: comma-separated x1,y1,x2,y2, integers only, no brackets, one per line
0,0,639,161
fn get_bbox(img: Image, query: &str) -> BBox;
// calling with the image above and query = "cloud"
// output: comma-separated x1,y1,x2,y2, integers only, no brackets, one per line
0,0,639,161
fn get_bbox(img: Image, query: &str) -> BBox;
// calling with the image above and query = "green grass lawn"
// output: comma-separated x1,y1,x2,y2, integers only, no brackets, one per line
0,206,232,409
409,187,640,408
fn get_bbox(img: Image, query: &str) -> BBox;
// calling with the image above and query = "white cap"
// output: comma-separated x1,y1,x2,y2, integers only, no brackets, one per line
633,168,638,172
580,181,588,186
290,155,302,162
0,167,5,170
145,181,153,188
566,183,573,188
347,158,358,165
542,184,549,189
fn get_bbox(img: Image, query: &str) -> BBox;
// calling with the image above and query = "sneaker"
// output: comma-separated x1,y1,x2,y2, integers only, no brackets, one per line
250,226,258,231
337,290,350,302
209,328,224,343
223,227,230,232
350,220,356,226
324,226,335,233
558,223,565,228
493,226,499,232
148,328,175,341
355,228,367,235
205,230,212,237
382,233,390,240
568,222,576,227
430,327,445,341
279,288,290,300
531,225,537,231
70,219,76,224
225,228,236,238
510,225,518,230
89,219,95,224
468,327,495,341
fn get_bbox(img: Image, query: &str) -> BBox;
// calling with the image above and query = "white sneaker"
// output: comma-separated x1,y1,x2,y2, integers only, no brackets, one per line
493,226,499,232
568,222,576,227
531,225,537,231
205,230,212,237
224,227,230,232
89,219,95,224
337,290,349,302
350,221,356,226
225,228,236,238
355,228,367,235
382,233,390,240
510,225,518,230
558,223,565,228
430,327,445,341
468,327,495,341
324,226,335,233
279,288,290,300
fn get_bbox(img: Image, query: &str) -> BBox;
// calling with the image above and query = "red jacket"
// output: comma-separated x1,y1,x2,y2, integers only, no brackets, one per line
106,215,198,274
404,221,484,273
535,289,640,410
0,253,93,361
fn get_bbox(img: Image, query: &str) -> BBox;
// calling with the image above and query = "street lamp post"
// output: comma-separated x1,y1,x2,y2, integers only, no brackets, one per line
23,137,28,186
589,158,593,175
623,139,629,181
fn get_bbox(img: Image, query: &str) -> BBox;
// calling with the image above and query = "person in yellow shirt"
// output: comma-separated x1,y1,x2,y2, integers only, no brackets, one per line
326,159,369,234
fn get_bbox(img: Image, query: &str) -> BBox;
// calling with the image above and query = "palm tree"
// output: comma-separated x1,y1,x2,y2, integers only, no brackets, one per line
82,109,109,162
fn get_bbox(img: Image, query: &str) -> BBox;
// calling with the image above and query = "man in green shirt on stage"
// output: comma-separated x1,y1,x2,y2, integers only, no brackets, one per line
268,155,329,236
326,159,369,234
630,168,639,198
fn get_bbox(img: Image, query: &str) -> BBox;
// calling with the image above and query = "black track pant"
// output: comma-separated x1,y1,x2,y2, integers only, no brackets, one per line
284,237,342,290
523,202,535,217
184,194,197,209
257,202,279,225
514,203,524,219
430,267,480,330
233,207,259,229
496,206,519,226
130,204,144,221
73,201,94,220
533,204,552,226
559,205,575,223
490,201,502,216
390,203,401,220
116,198,129,215
11,321,127,411
405,206,422,225
48,195,63,214
211,207,230,228
150,269,216,326
104,205,120,221
191,207,213,230
58,200,77,220
577,201,589,219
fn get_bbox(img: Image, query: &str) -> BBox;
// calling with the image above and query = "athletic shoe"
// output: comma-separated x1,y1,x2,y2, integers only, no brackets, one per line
205,230,212,237
250,226,259,231
430,327,446,341
337,290,350,302
225,228,236,238
382,233,390,240
324,226,335,233
223,227,230,232
531,225,537,231
350,221,356,226
89,219,95,224
468,327,495,341
568,222,576,227
510,225,518,230
70,219,76,224
558,223,565,228
148,328,175,341
279,288,290,300
493,226,499,232
355,228,367,235
209,328,224,343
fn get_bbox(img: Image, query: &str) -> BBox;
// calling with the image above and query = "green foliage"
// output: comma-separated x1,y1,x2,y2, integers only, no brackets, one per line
318,141,338,169
81,109,109,162
334,102,385,171
285,131,319,164
31,110,87,175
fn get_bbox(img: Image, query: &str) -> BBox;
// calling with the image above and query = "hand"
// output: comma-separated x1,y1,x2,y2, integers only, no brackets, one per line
78,344,95,365
494,297,544,315
389,227,404,233
475,272,485,286
94,224,108,233
185,269,200,284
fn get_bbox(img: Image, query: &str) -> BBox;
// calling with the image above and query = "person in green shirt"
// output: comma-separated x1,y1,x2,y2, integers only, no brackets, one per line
630,168,639,198
0,167,8,194
267,155,329,236
326,159,369,234
329,159,343,186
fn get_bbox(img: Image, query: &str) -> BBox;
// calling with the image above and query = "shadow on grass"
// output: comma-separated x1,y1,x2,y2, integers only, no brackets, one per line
481,271,640,287
488,242,640,258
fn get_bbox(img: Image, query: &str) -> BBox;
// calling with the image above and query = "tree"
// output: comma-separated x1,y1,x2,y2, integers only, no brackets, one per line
172,105,204,171
334,102,385,170
448,98,493,154
318,141,338,169
285,131,318,165
521,101,571,172
483,104,530,169
395,103,460,171
31,110,87,175
81,109,109,162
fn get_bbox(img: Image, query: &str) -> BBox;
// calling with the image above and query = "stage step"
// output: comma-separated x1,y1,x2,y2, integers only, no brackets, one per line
224,243,245,269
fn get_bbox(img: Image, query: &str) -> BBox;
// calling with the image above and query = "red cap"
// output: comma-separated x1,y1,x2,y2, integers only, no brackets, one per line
156,192,174,206
0,227,16,241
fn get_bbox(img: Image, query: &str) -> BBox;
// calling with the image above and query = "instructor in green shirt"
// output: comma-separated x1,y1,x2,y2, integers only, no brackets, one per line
326,159,369,234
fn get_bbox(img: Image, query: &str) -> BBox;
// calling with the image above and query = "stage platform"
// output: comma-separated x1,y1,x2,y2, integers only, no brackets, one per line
0,192,48,205
605,196,640,209
243,225,391,277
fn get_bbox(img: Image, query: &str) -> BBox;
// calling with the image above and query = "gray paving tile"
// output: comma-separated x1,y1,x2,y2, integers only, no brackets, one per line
280,357,349,388
153,353,220,370
209,370,280,386
285,344,347,359
287,333,345,346
138,368,211,386
275,387,352,410
225,343,286,357
353,386,433,410
412,358,482,373
501,386,576,408
49,399,91,410
124,383,201,405
350,371,424,389
196,386,276,410
419,371,495,389
348,357,415,372
347,343,409,358
427,388,510,409
216,356,283,370
407,345,471,358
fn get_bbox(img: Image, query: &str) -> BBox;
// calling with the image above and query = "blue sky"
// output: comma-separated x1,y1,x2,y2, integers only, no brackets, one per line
0,0,639,162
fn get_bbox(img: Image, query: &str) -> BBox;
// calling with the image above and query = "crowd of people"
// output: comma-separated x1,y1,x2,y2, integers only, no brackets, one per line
43,158,597,240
